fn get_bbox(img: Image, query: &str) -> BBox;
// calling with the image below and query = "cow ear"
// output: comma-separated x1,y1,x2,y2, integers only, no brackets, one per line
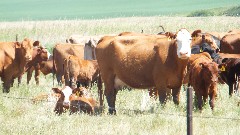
33,41,40,47
52,88,62,94
191,29,201,37
199,62,207,68
37,48,41,55
14,42,21,48
222,58,228,63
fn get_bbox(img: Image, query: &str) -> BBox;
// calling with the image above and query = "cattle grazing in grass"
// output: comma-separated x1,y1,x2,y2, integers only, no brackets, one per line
52,86,98,115
188,52,219,111
218,58,240,96
96,28,192,114
63,55,100,89
0,38,33,93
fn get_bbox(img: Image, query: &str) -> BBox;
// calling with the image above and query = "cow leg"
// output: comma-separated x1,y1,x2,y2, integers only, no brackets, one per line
2,80,11,93
197,95,203,111
18,75,22,86
103,74,117,115
172,87,181,105
229,83,234,96
209,92,216,110
34,65,40,85
158,87,167,104
27,69,33,84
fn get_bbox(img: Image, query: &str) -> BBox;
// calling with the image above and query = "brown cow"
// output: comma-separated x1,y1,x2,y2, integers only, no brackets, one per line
18,45,50,85
0,38,33,93
188,53,219,111
26,54,54,85
96,28,192,114
53,44,85,85
63,55,99,88
191,29,219,51
220,33,240,54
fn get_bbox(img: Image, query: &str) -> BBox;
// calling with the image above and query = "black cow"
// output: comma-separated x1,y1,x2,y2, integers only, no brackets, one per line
218,58,240,96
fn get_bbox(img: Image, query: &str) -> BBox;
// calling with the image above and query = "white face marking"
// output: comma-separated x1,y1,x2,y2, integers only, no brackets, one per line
176,29,192,59
62,86,72,105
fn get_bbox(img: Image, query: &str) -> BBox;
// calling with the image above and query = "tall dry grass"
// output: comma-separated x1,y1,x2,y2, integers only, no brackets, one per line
0,16,240,135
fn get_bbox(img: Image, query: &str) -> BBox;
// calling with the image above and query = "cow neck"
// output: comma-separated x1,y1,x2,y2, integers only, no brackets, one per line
15,48,27,72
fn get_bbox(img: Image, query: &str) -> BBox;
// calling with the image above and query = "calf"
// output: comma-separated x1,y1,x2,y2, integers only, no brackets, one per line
188,53,219,110
52,86,98,115
64,55,99,88
218,58,240,96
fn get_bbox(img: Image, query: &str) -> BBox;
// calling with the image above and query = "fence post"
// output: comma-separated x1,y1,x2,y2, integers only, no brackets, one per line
187,87,193,135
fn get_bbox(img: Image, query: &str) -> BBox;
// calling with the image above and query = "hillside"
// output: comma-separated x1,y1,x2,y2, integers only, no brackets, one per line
0,0,240,21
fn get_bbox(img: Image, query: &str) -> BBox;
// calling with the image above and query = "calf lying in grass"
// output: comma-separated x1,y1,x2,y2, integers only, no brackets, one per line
32,86,99,115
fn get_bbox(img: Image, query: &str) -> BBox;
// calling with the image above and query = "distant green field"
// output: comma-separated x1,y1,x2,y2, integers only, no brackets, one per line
0,0,240,21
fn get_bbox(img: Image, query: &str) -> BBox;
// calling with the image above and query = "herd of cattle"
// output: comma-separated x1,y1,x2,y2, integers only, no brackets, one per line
1,28,240,115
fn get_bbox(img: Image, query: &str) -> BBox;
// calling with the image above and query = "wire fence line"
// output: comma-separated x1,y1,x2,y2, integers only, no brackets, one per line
2,95,240,121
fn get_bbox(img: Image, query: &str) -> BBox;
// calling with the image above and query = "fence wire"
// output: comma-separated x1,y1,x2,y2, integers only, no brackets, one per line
2,95,240,121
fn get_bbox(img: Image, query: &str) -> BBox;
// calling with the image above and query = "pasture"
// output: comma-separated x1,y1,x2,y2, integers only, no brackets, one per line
0,0,240,21
0,16,240,134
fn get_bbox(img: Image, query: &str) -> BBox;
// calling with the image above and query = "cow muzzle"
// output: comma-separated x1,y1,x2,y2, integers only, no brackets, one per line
179,52,190,59
25,56,32,62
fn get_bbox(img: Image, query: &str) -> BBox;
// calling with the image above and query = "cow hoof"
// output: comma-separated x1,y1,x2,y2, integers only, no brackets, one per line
108,108,116,115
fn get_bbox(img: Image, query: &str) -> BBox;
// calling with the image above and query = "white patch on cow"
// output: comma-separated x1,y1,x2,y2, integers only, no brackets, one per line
176,28,192,59
46,50,51,60
61,86,73,106
114,77,128,89
211,35,220,50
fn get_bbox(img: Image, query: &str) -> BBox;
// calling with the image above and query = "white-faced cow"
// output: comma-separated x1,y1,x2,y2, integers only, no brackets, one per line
96,28,192,114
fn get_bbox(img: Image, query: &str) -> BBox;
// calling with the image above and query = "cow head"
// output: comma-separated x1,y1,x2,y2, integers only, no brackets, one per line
191,30,220,52
15,38,33,62
200,62,219,83
176,28,192,59
52,86,73,114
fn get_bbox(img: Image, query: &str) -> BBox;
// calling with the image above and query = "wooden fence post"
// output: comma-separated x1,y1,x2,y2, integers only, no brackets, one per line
187,87,193,135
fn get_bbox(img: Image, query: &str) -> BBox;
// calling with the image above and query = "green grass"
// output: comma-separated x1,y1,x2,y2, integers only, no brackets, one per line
0,16,240,134
1,0,240,21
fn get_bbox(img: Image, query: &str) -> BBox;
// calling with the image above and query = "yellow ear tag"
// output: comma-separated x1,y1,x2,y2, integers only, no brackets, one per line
220,65,226,71
167,37,171,41
76,91,80,97
200,48,203,52
192,37,196,41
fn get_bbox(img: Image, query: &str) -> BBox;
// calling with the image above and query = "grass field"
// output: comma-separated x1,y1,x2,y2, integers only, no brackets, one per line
0,16,240,135
0,0,240,21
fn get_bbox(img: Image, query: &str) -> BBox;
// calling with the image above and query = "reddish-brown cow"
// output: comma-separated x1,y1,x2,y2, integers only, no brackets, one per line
96,28,192,114
63,55,99,88
0,38,33,93
188,53,219,111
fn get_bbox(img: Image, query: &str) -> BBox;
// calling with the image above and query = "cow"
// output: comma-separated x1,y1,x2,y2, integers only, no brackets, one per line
53,44,85,85
188,53,219,111
218,58,240,96
191,29,219,51
96,28,192,114
18,44,50,85
52,86,98,115
220,33,240,54
63,55,99,88
66,35,101,60
0,38,33,93
26,54,54,85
